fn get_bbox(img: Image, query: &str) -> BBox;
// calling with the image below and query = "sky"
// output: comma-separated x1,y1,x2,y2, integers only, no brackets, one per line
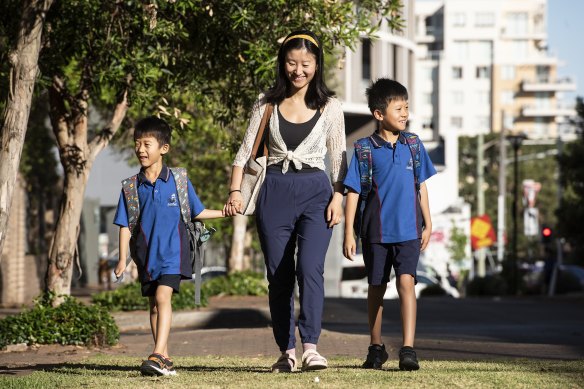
547,0,584,102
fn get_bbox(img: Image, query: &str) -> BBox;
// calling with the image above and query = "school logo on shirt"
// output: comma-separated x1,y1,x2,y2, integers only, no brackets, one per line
406,157,414,170
168,193,178,207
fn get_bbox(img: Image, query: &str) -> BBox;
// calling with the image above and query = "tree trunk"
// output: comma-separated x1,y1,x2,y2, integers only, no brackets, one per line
46,169,90,301
0,0,54,264
46,76,128,305
229,214,248,273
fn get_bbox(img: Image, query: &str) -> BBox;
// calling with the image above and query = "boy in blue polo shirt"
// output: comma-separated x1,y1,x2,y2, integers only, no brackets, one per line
113,116,224,376
343,78,436,371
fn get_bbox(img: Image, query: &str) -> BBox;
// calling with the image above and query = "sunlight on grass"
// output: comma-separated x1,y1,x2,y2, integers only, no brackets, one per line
1,355,583,388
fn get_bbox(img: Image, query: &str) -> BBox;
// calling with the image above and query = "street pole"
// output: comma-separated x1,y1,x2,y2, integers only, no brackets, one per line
507,133,527,295
548,134,564,296
476,133,486,277
497,113,507,266
512,142,519,295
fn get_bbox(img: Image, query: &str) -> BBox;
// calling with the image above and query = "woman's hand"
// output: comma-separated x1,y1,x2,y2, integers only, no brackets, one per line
223,190,244,216
326,193,343,228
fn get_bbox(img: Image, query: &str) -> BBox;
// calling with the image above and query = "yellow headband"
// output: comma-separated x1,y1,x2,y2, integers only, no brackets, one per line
283,34,319,48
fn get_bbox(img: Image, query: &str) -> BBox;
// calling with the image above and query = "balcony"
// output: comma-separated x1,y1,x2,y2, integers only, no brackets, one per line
521,77,576,92
521,104,577,118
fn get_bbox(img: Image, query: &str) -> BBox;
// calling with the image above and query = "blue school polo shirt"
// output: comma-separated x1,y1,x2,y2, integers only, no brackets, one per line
344,132,436,244
113,165,205,282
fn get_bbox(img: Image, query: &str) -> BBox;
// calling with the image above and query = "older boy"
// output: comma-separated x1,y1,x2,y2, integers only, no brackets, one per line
343,78,436,371
113,116,224,376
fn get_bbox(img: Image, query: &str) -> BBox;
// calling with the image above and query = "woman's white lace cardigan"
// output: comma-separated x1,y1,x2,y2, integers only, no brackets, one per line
233,97,347,184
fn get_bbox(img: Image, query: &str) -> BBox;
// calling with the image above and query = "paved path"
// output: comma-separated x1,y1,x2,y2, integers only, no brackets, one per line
117,295,584,361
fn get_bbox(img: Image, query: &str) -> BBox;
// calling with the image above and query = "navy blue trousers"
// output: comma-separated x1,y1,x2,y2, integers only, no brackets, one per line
256,169,333,351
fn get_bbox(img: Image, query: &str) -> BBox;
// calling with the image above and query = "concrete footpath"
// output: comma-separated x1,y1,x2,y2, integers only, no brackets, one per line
1,294,583,374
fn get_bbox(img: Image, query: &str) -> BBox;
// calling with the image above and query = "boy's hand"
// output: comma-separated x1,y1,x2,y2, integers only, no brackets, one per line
343,234,356,260
421,229,431,251
224,191,243,216
114,260,126,280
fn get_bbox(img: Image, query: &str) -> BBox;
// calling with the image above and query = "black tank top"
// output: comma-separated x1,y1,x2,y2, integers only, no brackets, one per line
269,107,322,173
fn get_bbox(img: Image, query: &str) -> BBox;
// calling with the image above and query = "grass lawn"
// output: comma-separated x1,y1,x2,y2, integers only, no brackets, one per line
1,356,583,388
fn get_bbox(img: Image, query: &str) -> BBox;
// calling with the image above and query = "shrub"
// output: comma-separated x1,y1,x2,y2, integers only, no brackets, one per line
92,281,209,311
202,271,268,297
0,292,119,349
92,271,267,311
467,274,508,296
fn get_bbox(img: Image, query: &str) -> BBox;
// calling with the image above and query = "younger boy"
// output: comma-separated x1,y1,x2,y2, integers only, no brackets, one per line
343,78,436,371
113,116,224,376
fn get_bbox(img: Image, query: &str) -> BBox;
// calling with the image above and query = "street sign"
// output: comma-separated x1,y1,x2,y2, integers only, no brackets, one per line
471,215,496,250
524,207,539,236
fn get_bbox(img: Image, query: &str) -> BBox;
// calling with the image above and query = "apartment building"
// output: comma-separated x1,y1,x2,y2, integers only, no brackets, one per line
416,0,576,140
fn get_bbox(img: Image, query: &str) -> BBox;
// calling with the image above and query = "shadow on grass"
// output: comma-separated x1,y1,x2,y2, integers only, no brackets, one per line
182,365,271,373
0,363,137,376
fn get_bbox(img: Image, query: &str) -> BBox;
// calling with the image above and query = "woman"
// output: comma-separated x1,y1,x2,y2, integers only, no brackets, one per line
224,30,346,372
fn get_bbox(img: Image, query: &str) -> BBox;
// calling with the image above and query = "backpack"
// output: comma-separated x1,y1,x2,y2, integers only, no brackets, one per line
353,132,422,236
121,167,213,305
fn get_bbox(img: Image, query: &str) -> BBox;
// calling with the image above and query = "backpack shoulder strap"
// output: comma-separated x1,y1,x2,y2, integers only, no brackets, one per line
354,137,373,200
170,167,205,305
170,167,192,225
121,175,140,235
402,132,422,192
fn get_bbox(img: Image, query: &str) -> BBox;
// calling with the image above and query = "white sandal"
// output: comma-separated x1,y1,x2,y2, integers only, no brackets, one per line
301,349,328,371
271,353,297,373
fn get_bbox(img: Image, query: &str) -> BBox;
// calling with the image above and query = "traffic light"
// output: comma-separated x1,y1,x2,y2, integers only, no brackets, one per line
541,225,553,245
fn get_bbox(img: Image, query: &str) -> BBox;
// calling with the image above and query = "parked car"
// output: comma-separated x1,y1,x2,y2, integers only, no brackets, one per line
522,262,584,294
339,254,459,299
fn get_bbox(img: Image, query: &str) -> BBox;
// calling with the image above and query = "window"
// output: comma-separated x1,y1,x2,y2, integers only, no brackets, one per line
452,41,469,61
476,66,490,79
503,114,514,130
501,65,515,80
424,93,432,105
506,12,528,35
451,117,463,128
473,41,492,61
362,38,371,80
512,40,529,58
501,91,514,105
476,116,490,130
536,65,550,83
475,12,495,27
452,66,463,79
453,13,466,27
452,91,464,104
477,91,490,105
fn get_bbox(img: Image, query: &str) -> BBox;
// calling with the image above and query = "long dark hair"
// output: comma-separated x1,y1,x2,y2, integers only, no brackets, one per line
264,30,335,110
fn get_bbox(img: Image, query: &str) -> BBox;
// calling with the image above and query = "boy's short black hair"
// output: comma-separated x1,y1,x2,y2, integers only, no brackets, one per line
366,78,409,114
133,116,171,146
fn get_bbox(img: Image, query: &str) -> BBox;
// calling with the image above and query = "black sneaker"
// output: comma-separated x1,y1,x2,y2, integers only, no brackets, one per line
398,346,419,371
362,344,389,369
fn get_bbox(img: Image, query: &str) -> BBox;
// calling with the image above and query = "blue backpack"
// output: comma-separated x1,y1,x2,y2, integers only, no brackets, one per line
353,132,422,235
121,167,214,305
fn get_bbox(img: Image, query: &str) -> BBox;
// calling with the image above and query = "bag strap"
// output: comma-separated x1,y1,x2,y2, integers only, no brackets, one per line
170,167,204,305
402,132,422,192
170,167,192,226
121,175,140,236
355,138,373,200
250,104,274,160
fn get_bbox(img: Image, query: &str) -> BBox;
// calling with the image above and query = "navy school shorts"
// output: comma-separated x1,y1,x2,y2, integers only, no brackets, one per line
141,274,182,296
361,239,421,285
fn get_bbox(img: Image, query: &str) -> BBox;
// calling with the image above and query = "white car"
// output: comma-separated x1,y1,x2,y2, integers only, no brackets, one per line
339,254,459,299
